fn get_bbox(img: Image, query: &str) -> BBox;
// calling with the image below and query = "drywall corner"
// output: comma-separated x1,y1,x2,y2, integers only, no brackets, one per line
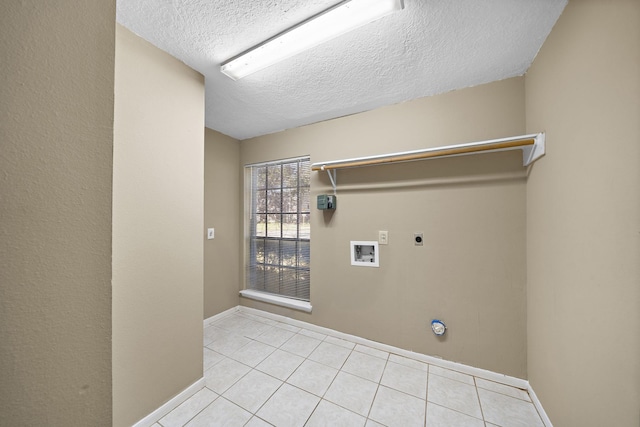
204,128,242,318
525,1,640,425
113,25,204,427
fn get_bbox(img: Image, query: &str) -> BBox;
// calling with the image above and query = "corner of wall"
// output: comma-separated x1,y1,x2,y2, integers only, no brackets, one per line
524,1,640,425
204,128,242,318
113,25,205,427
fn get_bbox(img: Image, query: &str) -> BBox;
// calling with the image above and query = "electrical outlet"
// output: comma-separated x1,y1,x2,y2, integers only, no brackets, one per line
414,232,423,246
379,230,388,245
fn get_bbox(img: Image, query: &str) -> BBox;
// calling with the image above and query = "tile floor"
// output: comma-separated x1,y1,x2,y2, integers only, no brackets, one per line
152,310,545,427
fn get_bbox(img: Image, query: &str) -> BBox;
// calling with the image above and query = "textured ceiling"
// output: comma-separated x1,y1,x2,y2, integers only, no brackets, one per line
116,0,567,140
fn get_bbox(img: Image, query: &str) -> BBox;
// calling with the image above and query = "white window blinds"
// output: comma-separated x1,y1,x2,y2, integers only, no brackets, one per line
246,157,310,301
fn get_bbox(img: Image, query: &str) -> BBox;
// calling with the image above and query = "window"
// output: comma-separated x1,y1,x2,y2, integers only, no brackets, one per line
246,157,310,301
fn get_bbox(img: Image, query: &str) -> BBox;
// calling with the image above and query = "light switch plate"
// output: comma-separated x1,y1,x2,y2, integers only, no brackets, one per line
207,228,215,240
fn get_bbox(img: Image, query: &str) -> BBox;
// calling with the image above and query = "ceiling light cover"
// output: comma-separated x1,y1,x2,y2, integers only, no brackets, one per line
221,0,404,80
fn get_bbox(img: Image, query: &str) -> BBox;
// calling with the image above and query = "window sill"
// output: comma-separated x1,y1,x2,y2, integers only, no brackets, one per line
239,290,312,313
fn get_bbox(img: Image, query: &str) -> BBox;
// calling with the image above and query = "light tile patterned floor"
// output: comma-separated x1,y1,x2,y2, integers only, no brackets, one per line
153,310,545,427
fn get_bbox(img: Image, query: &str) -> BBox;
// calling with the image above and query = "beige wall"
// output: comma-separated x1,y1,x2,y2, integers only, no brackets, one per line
525,1,640,426
240,78,529,378
0,1,115,425
113,25,205,427
204,128,242,318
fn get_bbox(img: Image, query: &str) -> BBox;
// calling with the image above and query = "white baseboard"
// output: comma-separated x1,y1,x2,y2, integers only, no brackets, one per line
132,308,238,427
204,306,240,326
238,306,529,389
528,382,554,427
132,377,205,427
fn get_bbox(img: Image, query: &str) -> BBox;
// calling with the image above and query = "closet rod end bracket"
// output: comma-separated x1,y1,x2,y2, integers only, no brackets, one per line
523,132,546,166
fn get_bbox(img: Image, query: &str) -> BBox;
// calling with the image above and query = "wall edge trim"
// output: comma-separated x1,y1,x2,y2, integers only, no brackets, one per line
528,382,554,427
204,306,241,326
131,377,205,427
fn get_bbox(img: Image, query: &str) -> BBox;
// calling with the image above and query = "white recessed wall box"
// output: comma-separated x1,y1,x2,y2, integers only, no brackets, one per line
350,241,379,267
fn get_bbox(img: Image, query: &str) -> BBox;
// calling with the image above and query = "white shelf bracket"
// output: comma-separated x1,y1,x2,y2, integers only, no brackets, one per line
321,166,337,194
522,133,545,166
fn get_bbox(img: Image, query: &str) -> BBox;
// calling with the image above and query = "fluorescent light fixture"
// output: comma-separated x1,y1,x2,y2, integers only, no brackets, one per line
220,0,404,80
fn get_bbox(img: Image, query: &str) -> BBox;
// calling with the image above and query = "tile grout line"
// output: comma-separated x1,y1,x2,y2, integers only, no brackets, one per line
301,397,322,427
424,401,490,426
424,369,430,427
474,376,488,425
249,376,285,423
365,355,390,424
178,390,220,427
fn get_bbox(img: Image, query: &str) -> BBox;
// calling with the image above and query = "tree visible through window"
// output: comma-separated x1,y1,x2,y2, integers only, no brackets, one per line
247,157,310,301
